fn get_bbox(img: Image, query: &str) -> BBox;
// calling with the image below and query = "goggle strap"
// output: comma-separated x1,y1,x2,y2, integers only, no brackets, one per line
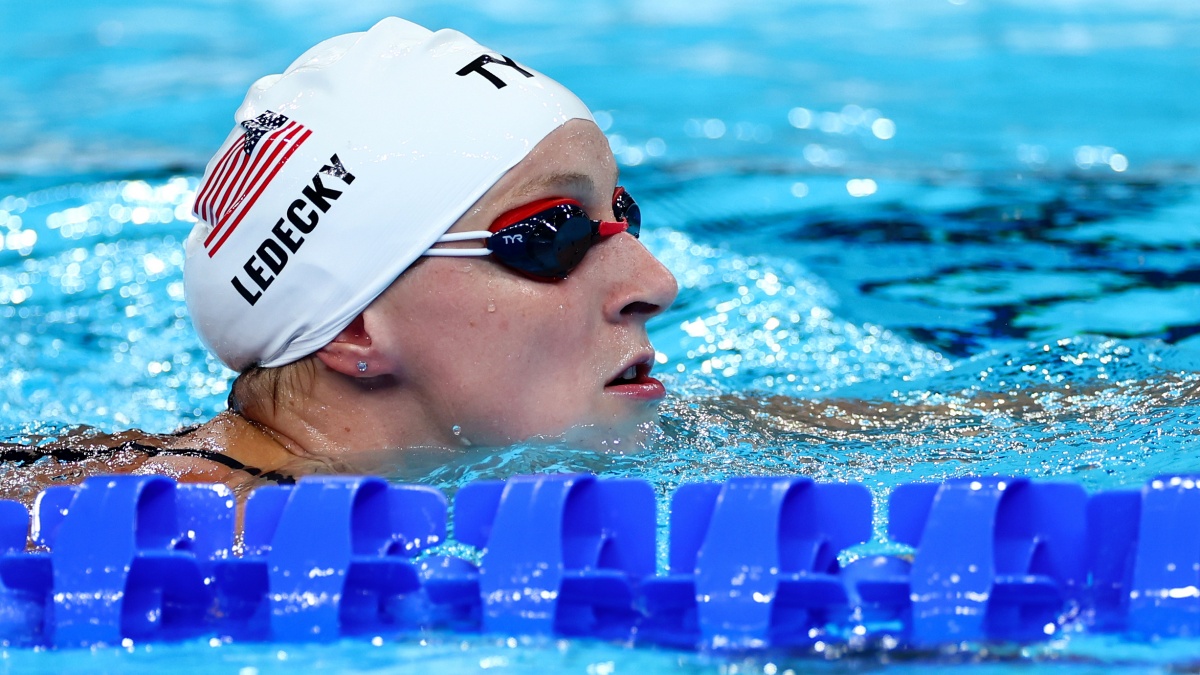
423,248,492,257
597,220,629,237
426,230,493,256
435,231,492,243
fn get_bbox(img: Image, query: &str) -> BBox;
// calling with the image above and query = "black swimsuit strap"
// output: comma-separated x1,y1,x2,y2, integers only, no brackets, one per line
0,441,296,485
0,445,91,465
120,441,297,485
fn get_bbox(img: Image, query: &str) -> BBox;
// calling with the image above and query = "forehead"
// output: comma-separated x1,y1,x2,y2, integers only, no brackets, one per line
440,121,616,236
503,121,618,200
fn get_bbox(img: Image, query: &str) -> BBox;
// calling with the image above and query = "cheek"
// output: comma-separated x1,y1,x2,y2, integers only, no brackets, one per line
392,267,610,441
487,293,589,378
468,295,602,430
405,274,585,384
387,268,501,368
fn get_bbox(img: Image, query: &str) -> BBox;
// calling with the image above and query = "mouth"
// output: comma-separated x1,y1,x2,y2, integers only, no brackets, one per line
604,357,666,400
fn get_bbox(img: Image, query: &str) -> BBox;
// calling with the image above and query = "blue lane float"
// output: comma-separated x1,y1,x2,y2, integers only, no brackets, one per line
641,476,872,649
847,478,1088,645
0,477,236,647
450,474,655,639
214,476,446,641
1089,475,1200,639
0,472,1195,649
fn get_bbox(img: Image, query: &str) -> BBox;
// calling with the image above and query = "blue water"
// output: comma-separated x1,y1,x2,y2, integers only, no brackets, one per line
3,0,1200,671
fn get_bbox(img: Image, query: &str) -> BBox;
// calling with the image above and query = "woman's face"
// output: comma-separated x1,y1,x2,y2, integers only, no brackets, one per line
367,119,678,448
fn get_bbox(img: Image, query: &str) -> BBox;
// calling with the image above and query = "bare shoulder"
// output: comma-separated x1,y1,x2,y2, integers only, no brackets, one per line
0,425,264,506
0,428,158,507
132,453,253,488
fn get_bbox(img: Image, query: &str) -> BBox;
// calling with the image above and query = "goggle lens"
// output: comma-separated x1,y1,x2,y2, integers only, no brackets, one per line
485,188,639,279
612,186,641,237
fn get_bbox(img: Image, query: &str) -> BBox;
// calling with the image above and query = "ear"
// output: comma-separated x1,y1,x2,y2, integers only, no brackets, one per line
315,314,377,378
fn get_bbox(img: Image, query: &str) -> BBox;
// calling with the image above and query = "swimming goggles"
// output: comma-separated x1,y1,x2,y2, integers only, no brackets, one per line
423,187,641,279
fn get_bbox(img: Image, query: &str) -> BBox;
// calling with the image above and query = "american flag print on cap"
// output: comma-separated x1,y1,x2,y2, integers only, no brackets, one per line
192,111,312,257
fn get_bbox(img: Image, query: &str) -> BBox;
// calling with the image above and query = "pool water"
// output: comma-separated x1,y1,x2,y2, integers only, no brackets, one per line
3,0,1200,671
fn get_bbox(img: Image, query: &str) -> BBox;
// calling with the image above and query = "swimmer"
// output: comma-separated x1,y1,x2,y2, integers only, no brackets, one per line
0,18,677,498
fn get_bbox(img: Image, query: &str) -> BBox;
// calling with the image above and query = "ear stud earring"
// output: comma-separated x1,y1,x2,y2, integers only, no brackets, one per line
357,361,368,373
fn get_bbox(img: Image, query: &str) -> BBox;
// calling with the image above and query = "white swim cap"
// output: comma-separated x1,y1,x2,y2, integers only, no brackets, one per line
184,17,593,371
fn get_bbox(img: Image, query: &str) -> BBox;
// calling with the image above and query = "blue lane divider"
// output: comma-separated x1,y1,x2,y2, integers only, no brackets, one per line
0,485,86,645
1085,486,1141,632
0,498,41,645
641,476,872,649
848,477,1087,645
0,473,1198,648
1128,476,1200,638
214,476,446,641
27,476,235,647
446,474,655,639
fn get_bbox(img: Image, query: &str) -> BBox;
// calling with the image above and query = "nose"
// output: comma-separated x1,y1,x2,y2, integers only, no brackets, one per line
597,234,678,323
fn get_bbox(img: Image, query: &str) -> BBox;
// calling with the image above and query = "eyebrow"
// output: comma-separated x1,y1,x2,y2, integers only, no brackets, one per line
512,171,601,200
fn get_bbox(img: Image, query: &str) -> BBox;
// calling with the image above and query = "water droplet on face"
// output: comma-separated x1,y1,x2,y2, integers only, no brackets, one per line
487,300,496,313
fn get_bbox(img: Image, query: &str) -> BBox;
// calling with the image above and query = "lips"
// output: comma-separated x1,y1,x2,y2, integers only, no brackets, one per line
604,358,666,400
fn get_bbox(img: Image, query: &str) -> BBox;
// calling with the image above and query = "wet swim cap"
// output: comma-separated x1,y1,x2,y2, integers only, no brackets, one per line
184,17,593,371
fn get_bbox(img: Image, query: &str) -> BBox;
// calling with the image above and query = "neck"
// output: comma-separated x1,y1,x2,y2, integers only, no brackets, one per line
233,369,463,475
